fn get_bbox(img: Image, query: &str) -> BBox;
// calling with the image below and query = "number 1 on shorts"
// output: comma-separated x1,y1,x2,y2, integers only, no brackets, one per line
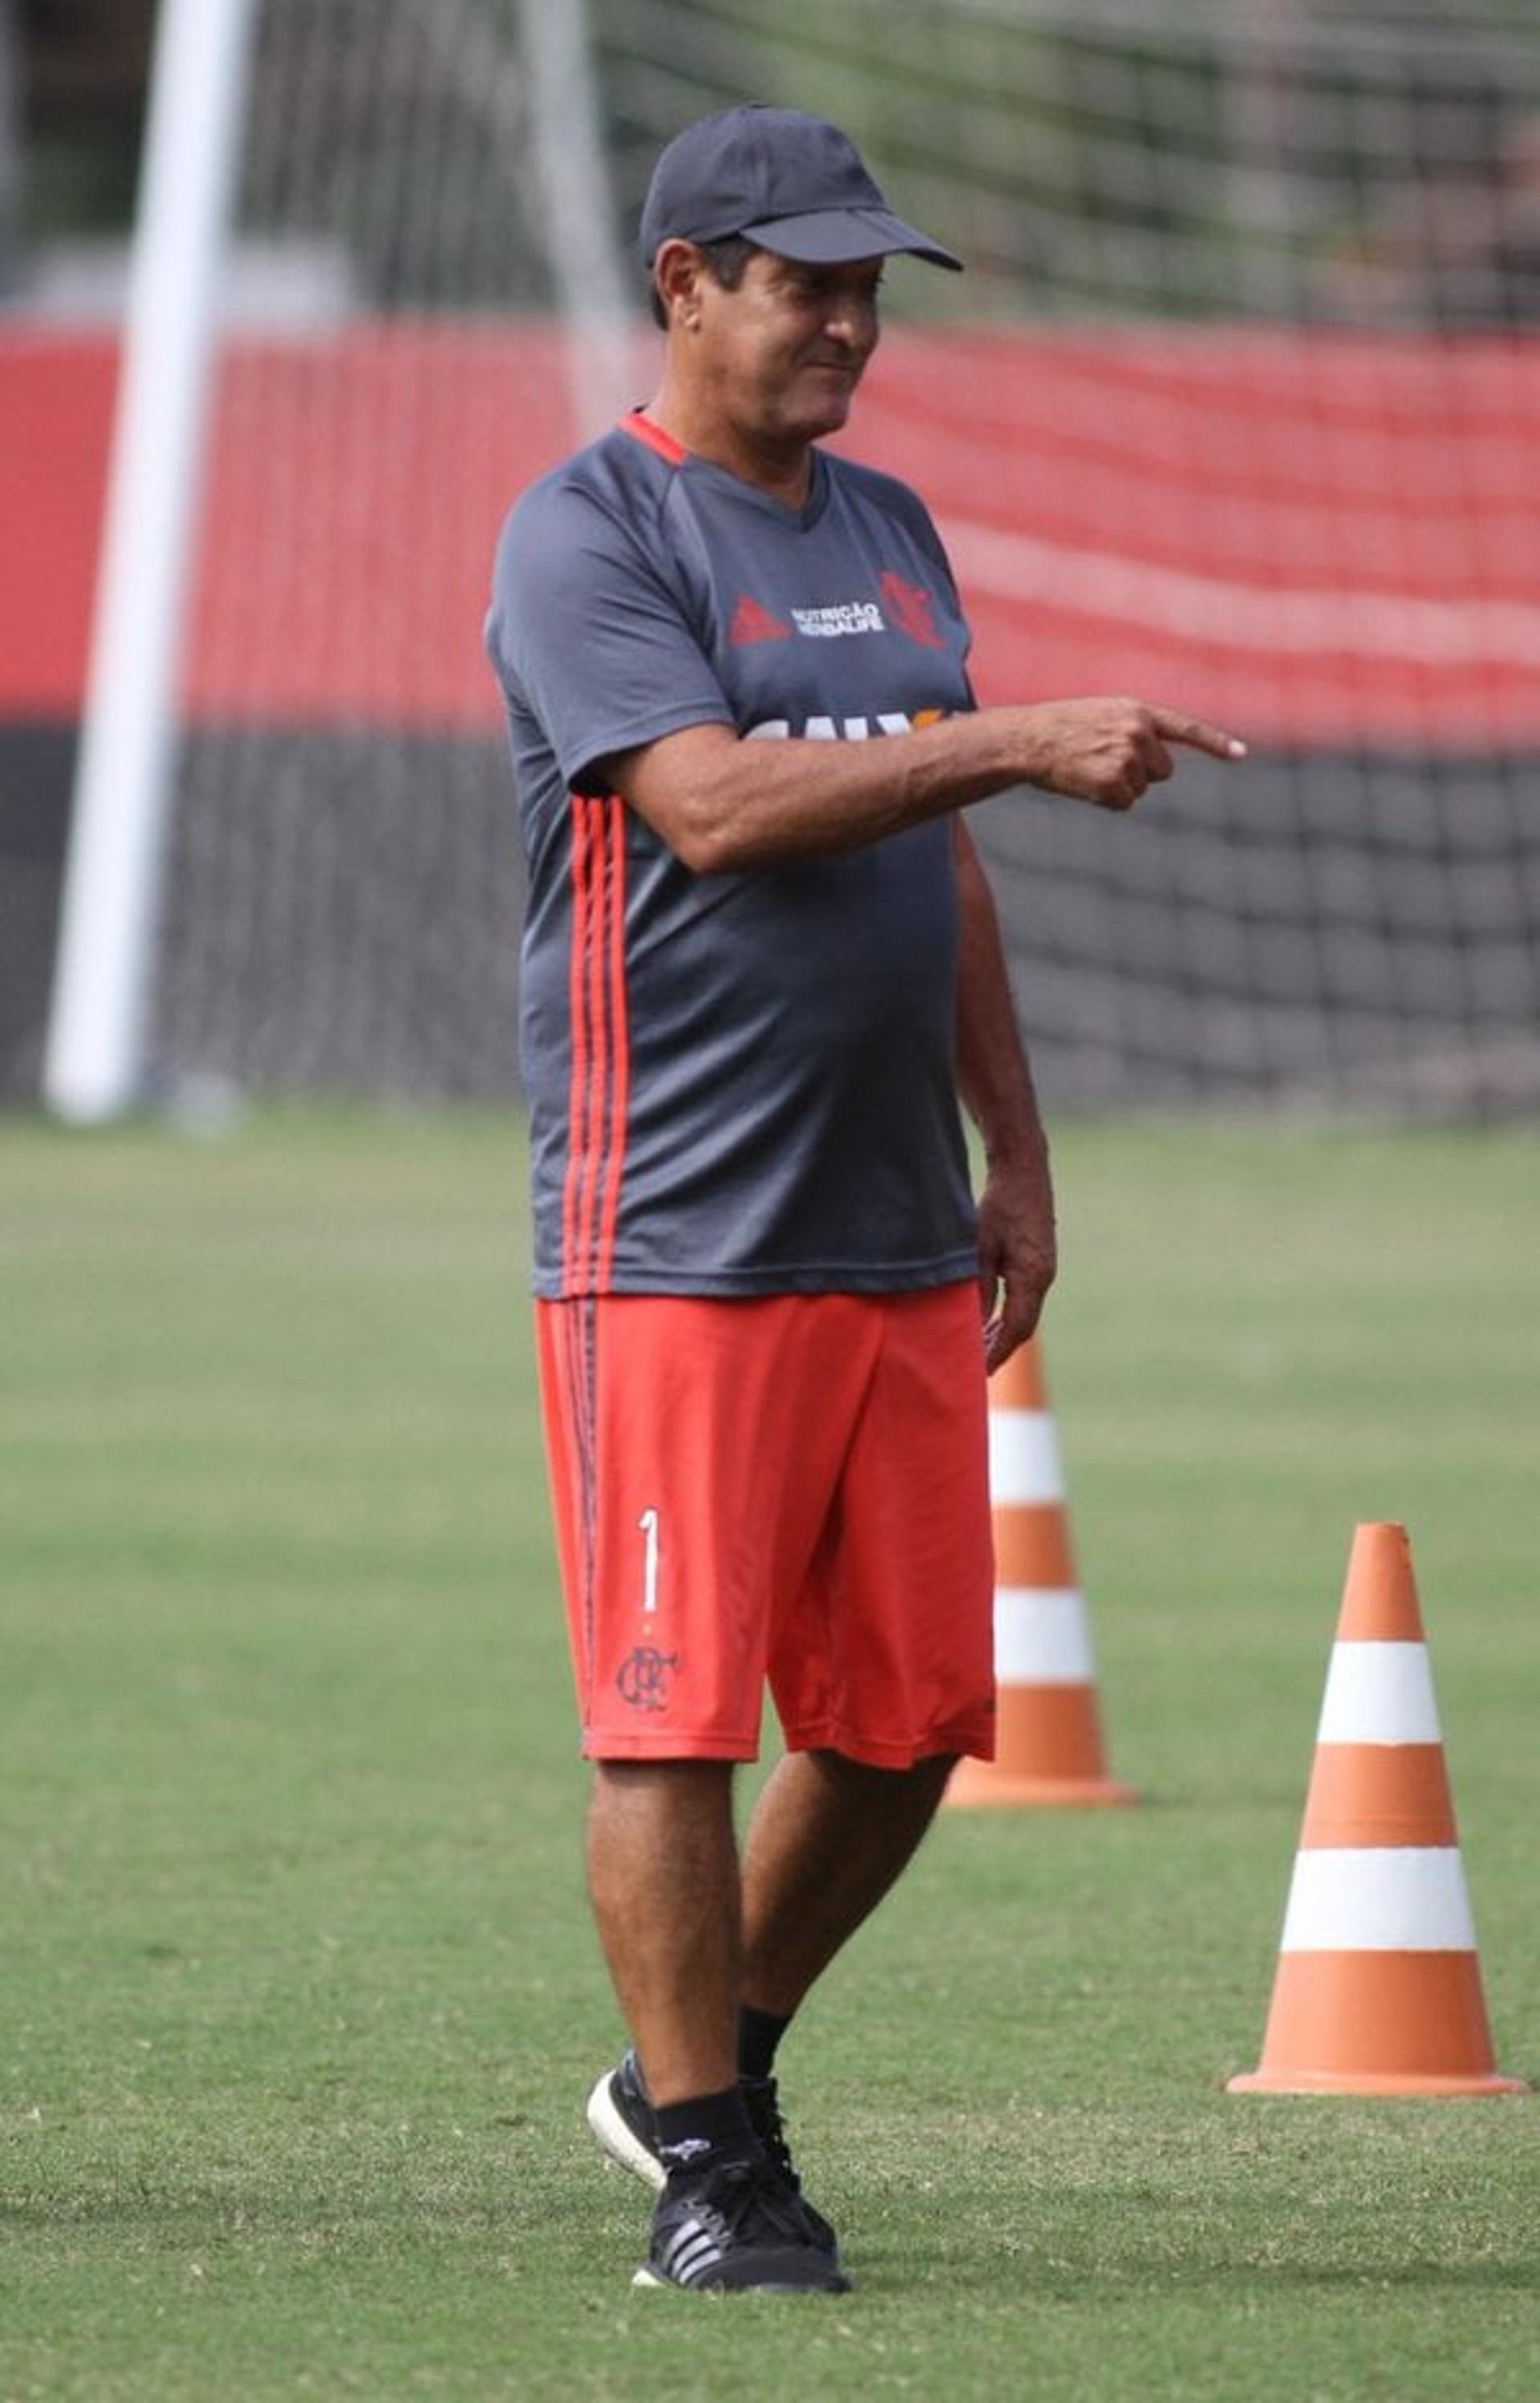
638,1507,660,1615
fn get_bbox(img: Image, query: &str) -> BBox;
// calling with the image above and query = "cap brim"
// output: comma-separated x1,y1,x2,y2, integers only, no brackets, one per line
737,204,962,272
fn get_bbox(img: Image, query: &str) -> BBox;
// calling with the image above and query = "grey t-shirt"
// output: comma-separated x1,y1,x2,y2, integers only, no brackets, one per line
485,410,979,1298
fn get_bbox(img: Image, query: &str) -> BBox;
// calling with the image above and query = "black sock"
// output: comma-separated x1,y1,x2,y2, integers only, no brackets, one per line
653,2084,757,2180
738,2003,794,2084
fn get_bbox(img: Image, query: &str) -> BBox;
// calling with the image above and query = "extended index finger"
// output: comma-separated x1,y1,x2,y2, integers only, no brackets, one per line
1152,708,1249,761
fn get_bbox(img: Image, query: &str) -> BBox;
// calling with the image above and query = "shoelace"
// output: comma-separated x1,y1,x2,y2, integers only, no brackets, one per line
741,2076,802,2194
687,2158,808,2247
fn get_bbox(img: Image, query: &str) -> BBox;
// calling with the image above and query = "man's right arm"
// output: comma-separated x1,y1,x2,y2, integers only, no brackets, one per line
604,700,1247,876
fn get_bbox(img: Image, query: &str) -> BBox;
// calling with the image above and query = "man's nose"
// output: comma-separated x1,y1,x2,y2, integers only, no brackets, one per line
825,294,878,349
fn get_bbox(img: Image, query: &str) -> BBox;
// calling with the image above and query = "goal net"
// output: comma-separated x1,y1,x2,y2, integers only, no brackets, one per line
111,0,1540,1112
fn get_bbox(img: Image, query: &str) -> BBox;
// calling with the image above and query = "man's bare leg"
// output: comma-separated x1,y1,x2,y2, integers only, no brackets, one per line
586,1758,740,2105
740,1749,956,2017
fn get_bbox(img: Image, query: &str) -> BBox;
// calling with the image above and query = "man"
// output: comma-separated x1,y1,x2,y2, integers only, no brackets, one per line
485,103,1244,2296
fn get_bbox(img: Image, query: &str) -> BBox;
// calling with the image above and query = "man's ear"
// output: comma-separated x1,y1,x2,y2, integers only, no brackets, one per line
653,238,705,327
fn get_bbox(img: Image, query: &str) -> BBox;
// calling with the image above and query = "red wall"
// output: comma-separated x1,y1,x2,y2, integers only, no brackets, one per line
6,321,1539,746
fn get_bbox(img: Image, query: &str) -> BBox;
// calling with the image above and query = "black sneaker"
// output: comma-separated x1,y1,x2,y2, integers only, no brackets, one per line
634,2157,850,2294
586,2049,666,2192
586,2050,841,2261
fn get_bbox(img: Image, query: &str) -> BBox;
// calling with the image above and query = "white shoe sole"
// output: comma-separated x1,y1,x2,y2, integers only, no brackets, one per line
631,2264,746,2291
630,2263,848,2295
586,2066,666,2192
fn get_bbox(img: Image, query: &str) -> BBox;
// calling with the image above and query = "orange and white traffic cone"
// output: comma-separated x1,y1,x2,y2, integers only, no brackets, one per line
1230,1521,1525,2096
947,1337,1137,1809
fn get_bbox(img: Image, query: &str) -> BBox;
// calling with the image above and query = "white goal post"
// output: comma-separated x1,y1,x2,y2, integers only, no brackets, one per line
43,0,260,1125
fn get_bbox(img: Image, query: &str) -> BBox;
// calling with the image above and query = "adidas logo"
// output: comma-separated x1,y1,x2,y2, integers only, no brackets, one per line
658,2212,727,2286
728,594,792,645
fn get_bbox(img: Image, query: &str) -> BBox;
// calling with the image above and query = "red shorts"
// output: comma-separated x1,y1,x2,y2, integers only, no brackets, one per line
535,1285,996,1767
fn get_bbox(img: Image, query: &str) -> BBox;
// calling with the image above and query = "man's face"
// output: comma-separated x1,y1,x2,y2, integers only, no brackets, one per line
694,247,884,449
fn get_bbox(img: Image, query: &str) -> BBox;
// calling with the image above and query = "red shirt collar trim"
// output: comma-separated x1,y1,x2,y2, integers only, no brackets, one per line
619,408,688,465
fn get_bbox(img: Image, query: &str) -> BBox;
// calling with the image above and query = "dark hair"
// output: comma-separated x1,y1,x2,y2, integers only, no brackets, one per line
648,233,759,328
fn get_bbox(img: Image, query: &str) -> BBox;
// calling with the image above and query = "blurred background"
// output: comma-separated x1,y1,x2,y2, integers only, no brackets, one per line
4,0,1539,1122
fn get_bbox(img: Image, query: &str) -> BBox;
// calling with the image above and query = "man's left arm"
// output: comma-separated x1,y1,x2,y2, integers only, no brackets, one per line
952,816,1056,1371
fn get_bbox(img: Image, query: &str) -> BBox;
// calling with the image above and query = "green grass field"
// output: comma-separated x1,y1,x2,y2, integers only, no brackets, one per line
4,1110,1538,2400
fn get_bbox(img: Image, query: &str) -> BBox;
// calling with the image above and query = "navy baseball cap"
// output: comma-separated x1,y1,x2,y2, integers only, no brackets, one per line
639,104,963,274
